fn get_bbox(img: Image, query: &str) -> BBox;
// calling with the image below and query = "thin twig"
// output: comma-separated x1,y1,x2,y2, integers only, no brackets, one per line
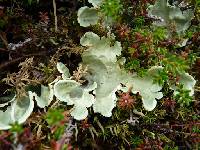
53,0,58,32
133,109,145,117
0,32,8,48
0,48,8,52
21,78,41,84
132,38,145,44
0,52,46,70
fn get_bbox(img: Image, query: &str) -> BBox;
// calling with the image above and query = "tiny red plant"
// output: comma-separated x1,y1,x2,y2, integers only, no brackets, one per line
118,86,136,110
163,98,176,112
0,6,4,17
39,12,49,24
81,118,91,130
116,24,131,40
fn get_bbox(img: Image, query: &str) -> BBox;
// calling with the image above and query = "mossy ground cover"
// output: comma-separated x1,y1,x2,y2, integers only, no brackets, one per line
0,0,199,149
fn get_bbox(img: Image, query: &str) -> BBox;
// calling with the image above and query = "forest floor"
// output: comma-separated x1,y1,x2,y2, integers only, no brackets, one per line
0,0,200,150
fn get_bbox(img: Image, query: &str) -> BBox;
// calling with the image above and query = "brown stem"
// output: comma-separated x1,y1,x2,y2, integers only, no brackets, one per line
0,52,46,70
0,32,8,48
0,48,8,52
53,0,58,32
